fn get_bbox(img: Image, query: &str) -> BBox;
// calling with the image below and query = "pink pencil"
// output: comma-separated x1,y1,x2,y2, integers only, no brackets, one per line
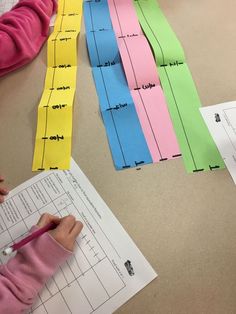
2,222,57,255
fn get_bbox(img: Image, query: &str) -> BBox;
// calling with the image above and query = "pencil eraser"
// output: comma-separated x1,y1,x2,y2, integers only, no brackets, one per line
2,247,13,256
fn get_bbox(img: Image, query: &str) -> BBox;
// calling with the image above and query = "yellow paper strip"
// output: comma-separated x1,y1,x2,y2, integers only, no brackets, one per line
32,0,82,171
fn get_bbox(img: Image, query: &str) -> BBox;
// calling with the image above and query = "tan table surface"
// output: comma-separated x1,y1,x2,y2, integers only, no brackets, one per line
1,1,236,313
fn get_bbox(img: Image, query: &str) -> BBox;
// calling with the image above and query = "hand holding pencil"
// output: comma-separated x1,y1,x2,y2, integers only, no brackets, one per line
38,213,83,252
3,213,83,255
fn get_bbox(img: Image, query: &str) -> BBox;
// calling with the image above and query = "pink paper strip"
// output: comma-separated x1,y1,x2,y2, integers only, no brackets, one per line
107,0,141,37
108,0,180,162
118,36,160,90
131,87,180,161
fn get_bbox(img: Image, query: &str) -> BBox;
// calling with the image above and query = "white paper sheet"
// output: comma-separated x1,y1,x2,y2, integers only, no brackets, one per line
0,0,56,26
200,101,236,182
0,0,17,15
0,159,157,313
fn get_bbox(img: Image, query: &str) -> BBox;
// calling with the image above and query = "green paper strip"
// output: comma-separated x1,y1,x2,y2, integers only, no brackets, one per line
134,0,224,172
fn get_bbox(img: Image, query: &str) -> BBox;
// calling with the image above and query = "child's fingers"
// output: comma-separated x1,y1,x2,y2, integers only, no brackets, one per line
37,213,61,228
49,216,82,251
0,187,8,203
0,176,9,204
69,221,83,239
0,195,4,203
57,215,76,234
0,188,9,195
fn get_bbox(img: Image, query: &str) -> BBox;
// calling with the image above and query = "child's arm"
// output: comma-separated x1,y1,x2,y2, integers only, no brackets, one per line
0,0,57,77
0,213,83,313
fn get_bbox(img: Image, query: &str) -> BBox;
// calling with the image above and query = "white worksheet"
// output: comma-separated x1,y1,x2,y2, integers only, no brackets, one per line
0,0,16,15
0,0,56,25
0,159,157,313
200,101,236,183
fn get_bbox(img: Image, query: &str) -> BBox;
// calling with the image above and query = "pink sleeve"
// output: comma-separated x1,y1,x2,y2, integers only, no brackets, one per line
0,229,71,313
0,0,57,77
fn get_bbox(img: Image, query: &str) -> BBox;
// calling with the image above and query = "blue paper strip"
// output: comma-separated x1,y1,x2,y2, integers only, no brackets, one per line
84,0,152,170
84,0,112,32
86,29,120,67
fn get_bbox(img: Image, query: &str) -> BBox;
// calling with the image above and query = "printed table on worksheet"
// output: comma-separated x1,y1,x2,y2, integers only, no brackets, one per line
0,160,156,314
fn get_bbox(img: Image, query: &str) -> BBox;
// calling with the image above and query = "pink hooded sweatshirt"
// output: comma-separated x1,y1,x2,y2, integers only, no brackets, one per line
0,3,71,311
0,0,56,76
0,3,70,311
0,227,71,313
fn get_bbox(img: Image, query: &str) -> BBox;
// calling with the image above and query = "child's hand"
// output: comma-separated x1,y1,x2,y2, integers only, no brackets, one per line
37,213,83,252
0,175,9,203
